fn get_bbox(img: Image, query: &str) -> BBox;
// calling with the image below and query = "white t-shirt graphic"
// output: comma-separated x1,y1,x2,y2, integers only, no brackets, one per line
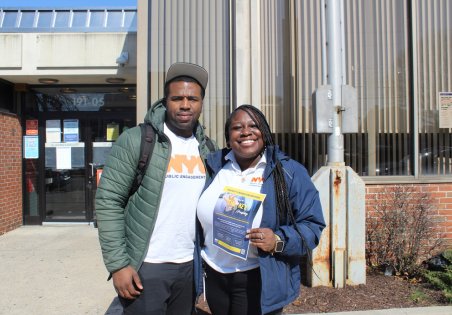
144,123,206,263
197,150,266,273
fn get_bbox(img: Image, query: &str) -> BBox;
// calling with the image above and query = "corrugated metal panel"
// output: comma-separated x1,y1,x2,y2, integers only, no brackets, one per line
147,0,230,148
417,0,452,175
343,0,410,177
259,0,326,176
258,0,412,177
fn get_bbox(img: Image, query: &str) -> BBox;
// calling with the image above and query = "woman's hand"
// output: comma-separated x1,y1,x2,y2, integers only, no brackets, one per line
246,228,276,252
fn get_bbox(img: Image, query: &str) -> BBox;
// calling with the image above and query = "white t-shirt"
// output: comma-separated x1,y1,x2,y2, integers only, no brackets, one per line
144,123,206,263
197,150,266,273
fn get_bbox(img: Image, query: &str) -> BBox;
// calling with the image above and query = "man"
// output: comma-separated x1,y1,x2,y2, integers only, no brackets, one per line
96,62,219,314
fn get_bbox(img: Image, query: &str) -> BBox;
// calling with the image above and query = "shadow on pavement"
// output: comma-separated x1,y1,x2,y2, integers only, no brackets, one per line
105,297,122,315
104,297,211,314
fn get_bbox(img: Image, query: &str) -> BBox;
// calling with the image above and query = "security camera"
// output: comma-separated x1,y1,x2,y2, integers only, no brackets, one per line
116,52,129,67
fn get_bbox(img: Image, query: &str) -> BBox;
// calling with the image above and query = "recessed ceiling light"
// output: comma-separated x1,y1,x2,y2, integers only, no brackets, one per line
127,95,137,100
118,87,135,93
106,78,126,84
60,88,77,94
39,78,59,84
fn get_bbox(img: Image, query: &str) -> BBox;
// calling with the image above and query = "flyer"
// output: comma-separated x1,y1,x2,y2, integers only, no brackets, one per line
107,123,119,141
46,120,61,143
56,147,72,169
26,120,38,135
212,186,266,260
63,119,79,142
24,136,39,159
439,92,452,128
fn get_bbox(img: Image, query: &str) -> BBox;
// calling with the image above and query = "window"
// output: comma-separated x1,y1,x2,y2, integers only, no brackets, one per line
37,11,53,28
258,0,411,177
416,0,452,175
344,0,411,176
54,11,70,28
19,11,35,28
0,81,14,113
89,11,105,28
72,11,87,28
259,0,326,175
107,11,123,27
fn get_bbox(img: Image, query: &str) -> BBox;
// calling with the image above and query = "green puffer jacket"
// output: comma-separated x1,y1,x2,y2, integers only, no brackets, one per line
95,98,219,274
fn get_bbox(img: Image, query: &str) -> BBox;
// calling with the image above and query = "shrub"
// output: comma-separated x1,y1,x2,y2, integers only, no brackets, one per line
366,185,443,277
424,249,452,302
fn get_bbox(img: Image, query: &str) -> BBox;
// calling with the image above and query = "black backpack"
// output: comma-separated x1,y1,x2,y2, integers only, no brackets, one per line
129,122,216,196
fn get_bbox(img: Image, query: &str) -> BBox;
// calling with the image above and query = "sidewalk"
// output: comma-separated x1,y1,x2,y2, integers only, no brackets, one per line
0,225,117,315
300,306,452,315
1,226,451,315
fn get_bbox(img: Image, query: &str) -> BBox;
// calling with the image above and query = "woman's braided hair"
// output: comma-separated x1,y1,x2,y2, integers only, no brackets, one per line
225,105,312,258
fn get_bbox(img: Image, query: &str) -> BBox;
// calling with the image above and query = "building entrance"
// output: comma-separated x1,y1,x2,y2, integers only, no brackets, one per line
22,86,137,225
40,112,136,222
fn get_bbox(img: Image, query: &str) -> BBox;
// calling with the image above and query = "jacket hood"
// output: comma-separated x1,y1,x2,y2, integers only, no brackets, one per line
206,145,289,179
143,98,207,142
143,98,166,133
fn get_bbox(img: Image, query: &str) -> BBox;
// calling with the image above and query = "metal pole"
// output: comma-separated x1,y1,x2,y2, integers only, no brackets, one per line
321,0,327,85
340,0,346,85
326,0,344,164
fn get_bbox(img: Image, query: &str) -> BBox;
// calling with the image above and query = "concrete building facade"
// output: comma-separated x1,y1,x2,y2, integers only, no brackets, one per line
0,1,451,250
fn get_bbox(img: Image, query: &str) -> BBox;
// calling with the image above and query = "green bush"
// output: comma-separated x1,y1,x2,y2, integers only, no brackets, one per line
424,249,452,302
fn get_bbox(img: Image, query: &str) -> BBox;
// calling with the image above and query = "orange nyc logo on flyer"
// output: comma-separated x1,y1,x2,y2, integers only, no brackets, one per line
167,155,206,174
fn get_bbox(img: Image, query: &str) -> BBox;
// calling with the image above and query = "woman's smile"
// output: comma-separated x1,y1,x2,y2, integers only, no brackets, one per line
228,110,265,170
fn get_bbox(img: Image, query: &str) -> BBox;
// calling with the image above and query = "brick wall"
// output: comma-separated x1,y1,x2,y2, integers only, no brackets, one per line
300,183,452,272
0,112,22,235
365,183,452,264
366,183,452,244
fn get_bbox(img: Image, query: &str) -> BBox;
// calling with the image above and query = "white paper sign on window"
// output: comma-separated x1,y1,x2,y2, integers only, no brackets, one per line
63,119,79,142
56,147,72,169
46,120,61,143
439,92,452,128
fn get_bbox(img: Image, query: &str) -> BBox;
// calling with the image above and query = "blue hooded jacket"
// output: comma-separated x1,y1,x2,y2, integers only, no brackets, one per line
195,146,326,314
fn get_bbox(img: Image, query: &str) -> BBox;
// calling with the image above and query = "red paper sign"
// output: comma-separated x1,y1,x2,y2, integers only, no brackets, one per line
26,120,38,135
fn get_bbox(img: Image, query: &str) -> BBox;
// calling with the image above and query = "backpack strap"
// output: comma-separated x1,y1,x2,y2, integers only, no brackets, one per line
205,136,215,153
130,123,156,197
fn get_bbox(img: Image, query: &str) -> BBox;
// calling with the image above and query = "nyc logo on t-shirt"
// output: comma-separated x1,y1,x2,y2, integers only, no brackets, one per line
166,155,206,179
249,177,264,187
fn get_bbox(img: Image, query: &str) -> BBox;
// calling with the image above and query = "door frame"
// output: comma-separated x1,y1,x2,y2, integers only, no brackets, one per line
35,111,136,224
86,112,136,223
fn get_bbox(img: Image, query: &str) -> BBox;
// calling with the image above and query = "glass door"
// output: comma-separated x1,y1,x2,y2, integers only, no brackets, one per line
43,114,87,221
41,112,136,222
87,114,136,222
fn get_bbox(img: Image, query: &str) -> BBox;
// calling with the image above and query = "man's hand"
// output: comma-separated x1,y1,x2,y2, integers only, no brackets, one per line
112,266,143,299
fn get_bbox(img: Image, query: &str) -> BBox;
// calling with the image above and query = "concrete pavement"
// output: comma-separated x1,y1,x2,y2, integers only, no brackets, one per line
301,307,452,315
0,225,117,315
1,225,451,315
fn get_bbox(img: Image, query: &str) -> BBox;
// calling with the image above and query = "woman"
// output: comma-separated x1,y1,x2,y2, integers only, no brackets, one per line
195,105,325,315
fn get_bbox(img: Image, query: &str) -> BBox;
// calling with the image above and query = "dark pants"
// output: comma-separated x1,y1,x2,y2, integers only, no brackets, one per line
204,263,283,315
119,261,195,315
